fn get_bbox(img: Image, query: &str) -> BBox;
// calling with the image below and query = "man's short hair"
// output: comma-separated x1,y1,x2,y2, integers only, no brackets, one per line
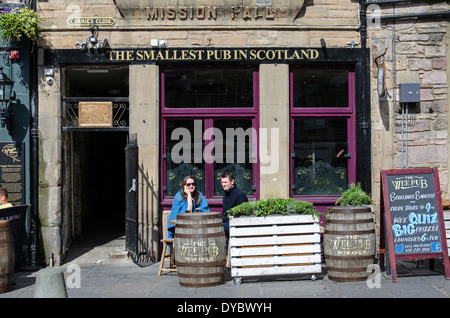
0,188,8,198
220,170,235,181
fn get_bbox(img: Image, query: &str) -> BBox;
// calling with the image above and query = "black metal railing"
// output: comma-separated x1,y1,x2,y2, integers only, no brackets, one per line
62,97,129,131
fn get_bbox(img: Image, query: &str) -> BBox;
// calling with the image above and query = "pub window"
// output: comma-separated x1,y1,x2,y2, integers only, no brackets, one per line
290,66,356,199
292,69,349,108
163,118,257,202
161,66,258,207
162,68,255,108
292,117,349,196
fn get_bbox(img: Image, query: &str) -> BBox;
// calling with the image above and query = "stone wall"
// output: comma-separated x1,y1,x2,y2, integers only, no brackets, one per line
369,1,449,212
37,0,360,49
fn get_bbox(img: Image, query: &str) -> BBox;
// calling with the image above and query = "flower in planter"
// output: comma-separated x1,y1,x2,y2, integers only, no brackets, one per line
228,197,323,218
0,7,41,43
335,183,373,206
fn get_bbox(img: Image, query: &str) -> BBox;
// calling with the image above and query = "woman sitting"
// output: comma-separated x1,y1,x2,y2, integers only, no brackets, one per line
167,175,209,238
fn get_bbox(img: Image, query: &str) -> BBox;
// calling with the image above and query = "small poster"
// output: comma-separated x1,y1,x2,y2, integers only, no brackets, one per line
0,142,25,206
79,102,113,127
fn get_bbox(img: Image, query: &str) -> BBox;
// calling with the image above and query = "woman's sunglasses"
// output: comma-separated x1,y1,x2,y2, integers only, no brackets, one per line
186,183,196,187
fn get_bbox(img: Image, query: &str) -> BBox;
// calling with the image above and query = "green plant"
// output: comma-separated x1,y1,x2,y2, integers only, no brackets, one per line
335,183,373,206
228,197,322,218
0,7,41,43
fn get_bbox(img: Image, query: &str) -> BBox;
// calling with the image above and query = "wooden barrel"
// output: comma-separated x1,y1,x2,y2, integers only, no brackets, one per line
174,212,226,288
324,206,376,282
0,220,15,293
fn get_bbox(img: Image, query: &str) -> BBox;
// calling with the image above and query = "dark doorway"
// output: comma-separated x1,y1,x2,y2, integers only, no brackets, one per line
72,130,127,246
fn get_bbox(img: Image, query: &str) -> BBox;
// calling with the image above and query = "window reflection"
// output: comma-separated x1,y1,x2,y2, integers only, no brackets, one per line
165,120,205,196
213,119,254,197
293,70,348,108
163,69,254,108
293,118,348,195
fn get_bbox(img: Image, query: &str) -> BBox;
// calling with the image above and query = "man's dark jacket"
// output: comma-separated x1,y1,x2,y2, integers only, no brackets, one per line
222,185,248,232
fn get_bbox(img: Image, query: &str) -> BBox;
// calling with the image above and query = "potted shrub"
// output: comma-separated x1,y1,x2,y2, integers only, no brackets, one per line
335,183,373,206
228,198,323,284
0,7,41,45
323,183,376,282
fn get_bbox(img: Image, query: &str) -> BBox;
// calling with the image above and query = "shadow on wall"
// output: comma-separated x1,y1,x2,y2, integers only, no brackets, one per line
10,99,30,141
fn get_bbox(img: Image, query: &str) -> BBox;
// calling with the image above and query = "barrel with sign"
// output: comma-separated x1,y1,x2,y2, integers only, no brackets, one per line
323,206,376,282
174,212,226,287
0,220,15,293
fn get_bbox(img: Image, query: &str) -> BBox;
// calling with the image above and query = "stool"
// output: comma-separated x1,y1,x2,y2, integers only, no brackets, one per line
158,238,176,276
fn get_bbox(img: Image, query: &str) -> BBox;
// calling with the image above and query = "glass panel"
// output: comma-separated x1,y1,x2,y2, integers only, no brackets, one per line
163,69,254,108
293,69,348,108
213,119,254,196
165,120,205,196
293,118,348,195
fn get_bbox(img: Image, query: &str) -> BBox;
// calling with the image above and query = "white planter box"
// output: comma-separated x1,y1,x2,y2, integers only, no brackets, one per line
229,214,322,283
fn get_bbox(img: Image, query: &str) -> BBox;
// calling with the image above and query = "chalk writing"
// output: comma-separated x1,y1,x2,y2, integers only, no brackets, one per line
178,241,219,262
330,234,372,256
387,173,442,255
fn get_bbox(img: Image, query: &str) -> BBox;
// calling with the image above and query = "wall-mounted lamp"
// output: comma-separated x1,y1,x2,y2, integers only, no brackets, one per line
75,25,109,52
0,66,14,134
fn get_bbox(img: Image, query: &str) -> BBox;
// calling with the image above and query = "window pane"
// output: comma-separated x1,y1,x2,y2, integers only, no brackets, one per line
165,120,205,196
213,119,254,196
163,69,254,108
293,70,348,108
293,118,348,195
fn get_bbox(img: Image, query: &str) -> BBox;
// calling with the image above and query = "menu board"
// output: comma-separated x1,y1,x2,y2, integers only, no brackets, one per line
380,168,450,282
0,142,25,206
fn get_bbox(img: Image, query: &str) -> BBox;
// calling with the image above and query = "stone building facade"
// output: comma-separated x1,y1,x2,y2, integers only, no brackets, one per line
33,0,449,265
368,1,449,204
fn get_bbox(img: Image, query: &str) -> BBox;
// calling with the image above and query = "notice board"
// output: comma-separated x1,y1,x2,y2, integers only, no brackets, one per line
0,142,25,206
380,168,450,282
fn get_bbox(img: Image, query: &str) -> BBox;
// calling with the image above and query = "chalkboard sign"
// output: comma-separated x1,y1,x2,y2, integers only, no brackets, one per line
380,168,450,282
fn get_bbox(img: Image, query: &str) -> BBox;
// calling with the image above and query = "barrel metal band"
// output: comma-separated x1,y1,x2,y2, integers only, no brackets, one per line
176,223,223,228
178,214,220,220
327,218,374,224
327,275,368,282
176,260,226,267
175,231,225,238
324,254,375,260
324,229,375,235
177,272,223,278
329,208,372,214
327,266,369,272
180,283,222,287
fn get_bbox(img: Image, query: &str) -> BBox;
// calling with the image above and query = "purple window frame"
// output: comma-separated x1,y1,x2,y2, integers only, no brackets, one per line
160,66,260,211
289,66,356,205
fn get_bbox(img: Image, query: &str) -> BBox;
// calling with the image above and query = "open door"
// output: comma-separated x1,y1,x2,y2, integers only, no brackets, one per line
125,136,138,258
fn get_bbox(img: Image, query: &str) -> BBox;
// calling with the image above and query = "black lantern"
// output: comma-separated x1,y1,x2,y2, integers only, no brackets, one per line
0,66,14,132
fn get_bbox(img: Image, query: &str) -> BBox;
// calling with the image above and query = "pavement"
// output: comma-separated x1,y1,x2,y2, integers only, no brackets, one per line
1,256,450,301
2,230,450,313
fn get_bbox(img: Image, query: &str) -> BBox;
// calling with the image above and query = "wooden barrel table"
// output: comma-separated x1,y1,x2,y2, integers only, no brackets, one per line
0,220,15,293
324,206,376,282
174,212,226,288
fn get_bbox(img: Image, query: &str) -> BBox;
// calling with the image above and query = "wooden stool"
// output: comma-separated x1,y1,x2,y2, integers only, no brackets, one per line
158,238,176,276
